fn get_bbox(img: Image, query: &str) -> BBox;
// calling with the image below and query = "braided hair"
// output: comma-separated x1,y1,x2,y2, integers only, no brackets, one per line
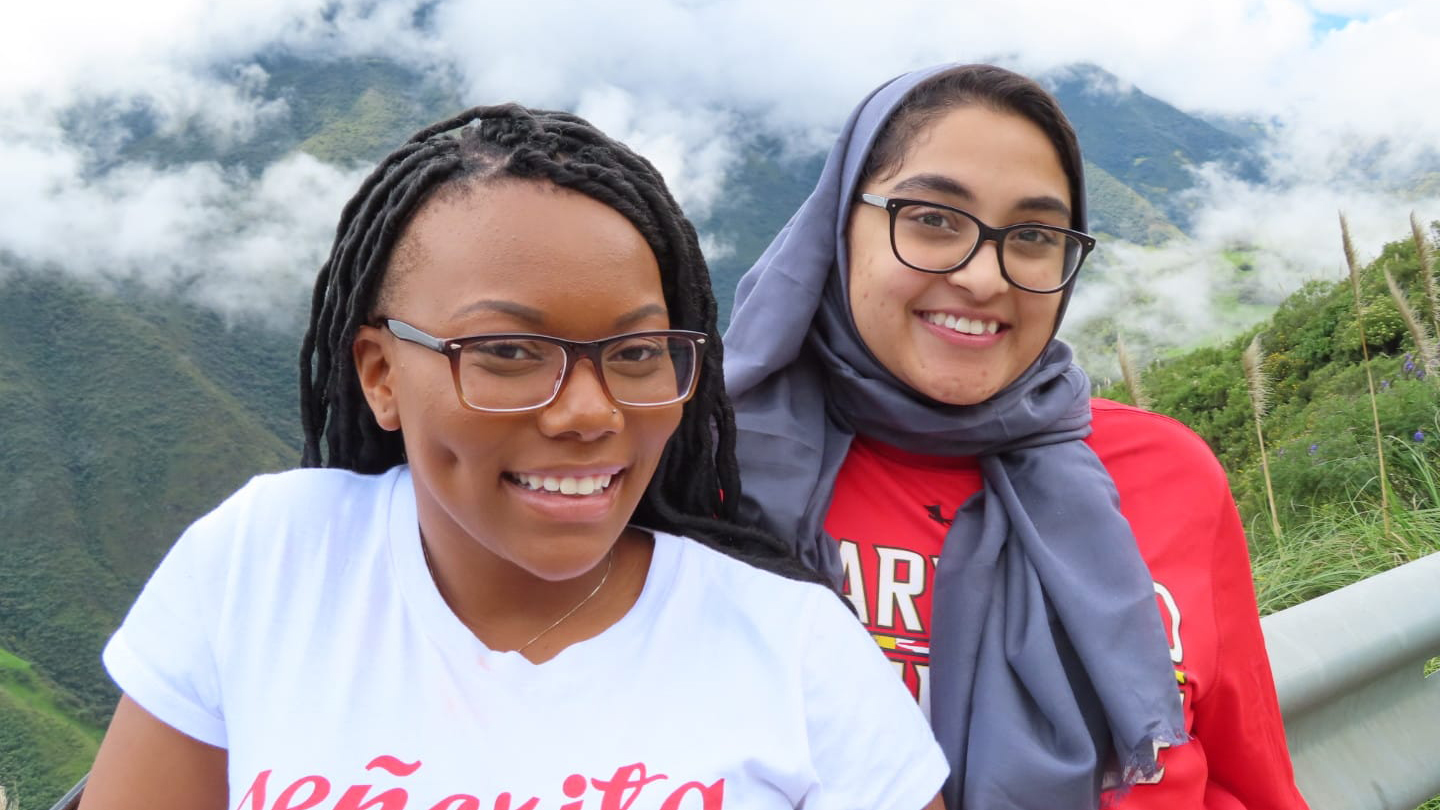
299,103,820,582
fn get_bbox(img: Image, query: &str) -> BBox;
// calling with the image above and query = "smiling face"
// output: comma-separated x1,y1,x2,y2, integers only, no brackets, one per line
846,104,1071,405
353,180,682,583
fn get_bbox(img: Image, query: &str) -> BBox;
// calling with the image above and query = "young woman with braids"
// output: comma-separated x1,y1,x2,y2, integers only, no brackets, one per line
726,64,1309,810
82,104,947,810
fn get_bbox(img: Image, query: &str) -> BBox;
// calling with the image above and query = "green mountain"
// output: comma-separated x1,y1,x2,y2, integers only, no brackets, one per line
0,645,99,807
89,54,461,172
0,271,301,806
1082,159,1185,245
1044,63,1264,229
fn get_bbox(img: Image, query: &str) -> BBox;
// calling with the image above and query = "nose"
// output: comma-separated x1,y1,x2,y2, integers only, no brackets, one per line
946,239,1009,301
536,358,622,440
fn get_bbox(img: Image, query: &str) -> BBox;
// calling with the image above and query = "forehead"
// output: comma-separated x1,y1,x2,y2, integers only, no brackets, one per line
882,105,1070,210
383,180,668,335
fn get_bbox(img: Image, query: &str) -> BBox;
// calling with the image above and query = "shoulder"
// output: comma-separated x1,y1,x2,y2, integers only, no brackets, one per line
656,532,843,627
1086,401,1244,575
201,466,400,525
1088,399,1227,484
178,465,406,570
1089,398,1214,452
224,465,398,508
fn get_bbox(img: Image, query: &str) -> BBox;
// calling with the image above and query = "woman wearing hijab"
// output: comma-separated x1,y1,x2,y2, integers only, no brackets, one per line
725,63,1309,810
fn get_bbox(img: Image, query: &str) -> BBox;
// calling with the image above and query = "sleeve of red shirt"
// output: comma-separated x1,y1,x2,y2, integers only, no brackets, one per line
1193,443,1310,810
1090,401,1310,810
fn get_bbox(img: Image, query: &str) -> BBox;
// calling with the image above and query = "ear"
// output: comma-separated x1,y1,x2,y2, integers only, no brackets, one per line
353,325,402,432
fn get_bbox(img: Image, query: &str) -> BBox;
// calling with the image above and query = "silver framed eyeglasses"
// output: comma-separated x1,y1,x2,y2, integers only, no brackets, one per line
383,319,707,413
857,193,1096,294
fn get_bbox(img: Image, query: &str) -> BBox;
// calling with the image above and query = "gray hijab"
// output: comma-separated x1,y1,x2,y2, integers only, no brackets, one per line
724,64,1186,809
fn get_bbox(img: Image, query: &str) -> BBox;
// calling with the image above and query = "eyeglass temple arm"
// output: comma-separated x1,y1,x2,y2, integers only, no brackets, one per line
385,319,448,352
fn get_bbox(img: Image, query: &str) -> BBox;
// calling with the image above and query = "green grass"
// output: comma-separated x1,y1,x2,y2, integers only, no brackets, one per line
1251,504,1440,614
0,648,101,739
0,645,101,809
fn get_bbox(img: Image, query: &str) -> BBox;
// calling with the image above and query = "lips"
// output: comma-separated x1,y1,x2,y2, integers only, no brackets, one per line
919,310,1003,336
503,467,625,498
508,472,615,496
502,467,628,522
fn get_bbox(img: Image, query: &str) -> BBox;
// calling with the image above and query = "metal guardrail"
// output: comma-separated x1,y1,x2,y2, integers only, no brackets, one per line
1261,550,1440,810
45,554,1440,810
45,774,83,810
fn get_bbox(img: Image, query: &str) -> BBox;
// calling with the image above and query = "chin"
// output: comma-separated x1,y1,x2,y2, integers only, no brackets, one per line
900,367,997,407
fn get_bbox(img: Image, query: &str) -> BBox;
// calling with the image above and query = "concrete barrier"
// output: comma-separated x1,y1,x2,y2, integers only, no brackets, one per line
1261,551,1440,810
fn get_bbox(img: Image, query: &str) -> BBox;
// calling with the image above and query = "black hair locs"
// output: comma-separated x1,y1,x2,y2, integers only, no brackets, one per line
298,103,814,580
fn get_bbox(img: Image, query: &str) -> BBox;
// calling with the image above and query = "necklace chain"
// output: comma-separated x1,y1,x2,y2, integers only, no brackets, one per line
421,541,615,653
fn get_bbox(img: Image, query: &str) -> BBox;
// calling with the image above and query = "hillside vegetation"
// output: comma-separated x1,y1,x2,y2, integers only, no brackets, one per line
1099,220,1440,611
0,645,99,808
0,273,299,715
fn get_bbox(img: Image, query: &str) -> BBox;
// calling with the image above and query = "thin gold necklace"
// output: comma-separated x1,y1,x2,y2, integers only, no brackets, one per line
421,541,615,653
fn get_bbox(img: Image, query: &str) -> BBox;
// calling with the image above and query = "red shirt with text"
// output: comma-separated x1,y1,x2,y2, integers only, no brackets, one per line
825,399,1309,810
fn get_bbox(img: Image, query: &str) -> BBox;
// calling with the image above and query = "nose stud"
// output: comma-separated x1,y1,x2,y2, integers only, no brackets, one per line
611,408,618,415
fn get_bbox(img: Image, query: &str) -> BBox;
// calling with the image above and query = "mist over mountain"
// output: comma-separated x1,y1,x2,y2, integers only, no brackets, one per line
1045,64,1267,226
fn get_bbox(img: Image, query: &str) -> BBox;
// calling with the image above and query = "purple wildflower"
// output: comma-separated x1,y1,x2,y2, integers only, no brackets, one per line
1415,431,1427,442
1308,443,1319,455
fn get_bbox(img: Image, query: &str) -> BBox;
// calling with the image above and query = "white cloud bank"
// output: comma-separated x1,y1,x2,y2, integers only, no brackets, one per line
1,0,1437,348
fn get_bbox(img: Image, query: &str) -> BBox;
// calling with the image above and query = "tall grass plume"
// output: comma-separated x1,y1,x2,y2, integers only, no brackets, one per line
1242,334,1283,539
1340,212,1392,537
1385,268,1440,384
1412,212,1439,338
1116,336,1152,410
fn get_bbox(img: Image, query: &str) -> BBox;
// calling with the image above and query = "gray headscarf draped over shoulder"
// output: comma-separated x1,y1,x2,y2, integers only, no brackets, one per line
724,64,1186,809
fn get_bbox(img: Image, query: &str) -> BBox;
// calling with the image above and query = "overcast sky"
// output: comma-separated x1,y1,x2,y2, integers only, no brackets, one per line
2,0,1437,355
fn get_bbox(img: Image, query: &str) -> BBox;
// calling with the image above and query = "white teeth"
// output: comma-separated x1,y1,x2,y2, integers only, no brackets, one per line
513,473,616,496
925,312,998,336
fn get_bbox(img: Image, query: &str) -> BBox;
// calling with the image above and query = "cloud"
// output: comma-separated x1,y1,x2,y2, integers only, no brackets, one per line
0,0,438,319
1305,0,1407,17
572,84,738,219
0,134,367,325
2,0,1438,351
1061,160,1440,375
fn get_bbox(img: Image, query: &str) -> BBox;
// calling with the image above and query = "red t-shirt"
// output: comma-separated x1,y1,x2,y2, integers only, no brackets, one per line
825,399,1309,810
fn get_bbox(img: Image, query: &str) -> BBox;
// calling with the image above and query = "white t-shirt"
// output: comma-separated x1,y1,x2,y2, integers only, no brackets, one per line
104,466,946,810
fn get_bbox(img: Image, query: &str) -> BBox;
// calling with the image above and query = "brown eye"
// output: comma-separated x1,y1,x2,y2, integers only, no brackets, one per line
905,206,963,232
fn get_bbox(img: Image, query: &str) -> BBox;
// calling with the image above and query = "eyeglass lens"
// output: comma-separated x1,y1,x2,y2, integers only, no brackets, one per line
456,335,697,410
892,203,1084,290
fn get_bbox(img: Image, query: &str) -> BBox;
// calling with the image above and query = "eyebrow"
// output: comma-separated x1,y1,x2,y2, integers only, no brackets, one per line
889,172,1073,221
891,173,974,201
451,300,669,330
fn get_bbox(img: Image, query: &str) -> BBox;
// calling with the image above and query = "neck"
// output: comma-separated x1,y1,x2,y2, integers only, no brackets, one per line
420,525,653,657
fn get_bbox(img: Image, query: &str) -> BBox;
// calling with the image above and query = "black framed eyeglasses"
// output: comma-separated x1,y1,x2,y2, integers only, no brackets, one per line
383,319,707,413
857,193,1096,294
